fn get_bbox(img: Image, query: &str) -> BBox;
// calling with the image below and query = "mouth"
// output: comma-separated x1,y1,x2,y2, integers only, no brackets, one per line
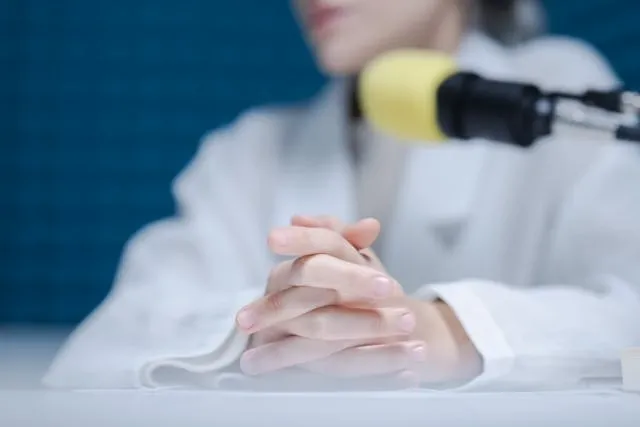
307,2,344,36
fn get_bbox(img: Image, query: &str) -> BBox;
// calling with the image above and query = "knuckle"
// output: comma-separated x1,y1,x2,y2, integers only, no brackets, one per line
266,260,293,293
304,312,330,339
291,254,315,271
298,227,320,247
345,264,368,288
265,291,285,314
266,268,280,289
326,231,345,253
290,254,317,280
291,253,331,282
370,310,387,334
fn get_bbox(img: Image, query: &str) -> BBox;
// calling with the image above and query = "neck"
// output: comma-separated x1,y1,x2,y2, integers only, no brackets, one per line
424,1,467,54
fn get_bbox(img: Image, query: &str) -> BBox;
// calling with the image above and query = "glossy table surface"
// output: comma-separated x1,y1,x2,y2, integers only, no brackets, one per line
2,327,639,427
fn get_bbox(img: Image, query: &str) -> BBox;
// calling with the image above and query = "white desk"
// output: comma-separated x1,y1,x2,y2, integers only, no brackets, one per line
1,326,69,390
2,389,640,427
2,327,640,427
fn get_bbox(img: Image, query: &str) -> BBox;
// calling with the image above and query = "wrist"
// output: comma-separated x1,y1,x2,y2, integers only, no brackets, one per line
433,301,483,380
408,298,483,382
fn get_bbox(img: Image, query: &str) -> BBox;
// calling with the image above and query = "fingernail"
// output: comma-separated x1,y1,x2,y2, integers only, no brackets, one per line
372,276,394,298
398,311,416,333
236,309,255,330
409,343,427,362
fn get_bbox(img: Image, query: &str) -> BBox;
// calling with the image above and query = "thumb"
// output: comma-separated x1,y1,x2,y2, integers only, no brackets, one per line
342,218,380,250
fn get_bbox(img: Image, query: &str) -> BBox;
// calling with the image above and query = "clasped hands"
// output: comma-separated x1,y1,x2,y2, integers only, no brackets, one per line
235,215,482,387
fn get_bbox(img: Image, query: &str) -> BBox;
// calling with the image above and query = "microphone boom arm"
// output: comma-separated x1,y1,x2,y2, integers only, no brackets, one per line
437,72,640,147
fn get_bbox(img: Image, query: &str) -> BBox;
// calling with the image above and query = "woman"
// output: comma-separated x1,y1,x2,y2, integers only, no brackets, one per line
44,0,640,390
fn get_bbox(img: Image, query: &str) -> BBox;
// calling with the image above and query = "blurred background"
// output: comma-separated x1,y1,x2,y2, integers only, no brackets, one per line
1,0,640,326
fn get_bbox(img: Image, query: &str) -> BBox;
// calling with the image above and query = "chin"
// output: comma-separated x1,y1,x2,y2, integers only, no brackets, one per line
317,58,361,77
314,44,370,77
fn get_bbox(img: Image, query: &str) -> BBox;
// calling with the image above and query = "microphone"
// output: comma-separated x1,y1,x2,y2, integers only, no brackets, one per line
357,50,640,147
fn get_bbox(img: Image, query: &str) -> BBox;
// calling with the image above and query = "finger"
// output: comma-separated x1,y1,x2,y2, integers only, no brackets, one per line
240,336,352,376
291,216,381,251
263,254,395,305
236,286,339,333
302,341,427,378
252,325,405,351
283,306,417,341
342,218,381,250
288,254,400,300
265,259,295,294
242,262,397,333
249,327,289,348
266,241,384,294
291,215,345,232
268,226,365,265
251,258,400,333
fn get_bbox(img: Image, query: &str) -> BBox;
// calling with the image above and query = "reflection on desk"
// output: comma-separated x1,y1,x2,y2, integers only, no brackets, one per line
0,326,627,393
1,326,70,390
2,327,640,427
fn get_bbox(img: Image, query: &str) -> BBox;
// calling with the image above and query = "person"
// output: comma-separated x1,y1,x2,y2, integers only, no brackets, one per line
44,0,640,390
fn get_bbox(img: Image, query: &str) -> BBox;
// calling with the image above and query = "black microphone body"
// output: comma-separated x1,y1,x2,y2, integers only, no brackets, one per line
437,73,553,148
357,49,640,147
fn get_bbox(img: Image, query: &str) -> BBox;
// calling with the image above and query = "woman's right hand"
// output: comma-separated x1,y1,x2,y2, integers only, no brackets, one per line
235,216,427,382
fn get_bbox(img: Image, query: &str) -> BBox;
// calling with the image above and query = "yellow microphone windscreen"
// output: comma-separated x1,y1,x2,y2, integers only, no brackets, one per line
358,50,457,143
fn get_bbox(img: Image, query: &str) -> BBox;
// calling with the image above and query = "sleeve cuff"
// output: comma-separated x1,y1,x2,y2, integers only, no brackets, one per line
140,326,249,388
415,281,516,390
139,290,260,389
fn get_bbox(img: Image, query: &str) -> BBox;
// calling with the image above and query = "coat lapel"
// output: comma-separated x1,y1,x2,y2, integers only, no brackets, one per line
380,33,522,286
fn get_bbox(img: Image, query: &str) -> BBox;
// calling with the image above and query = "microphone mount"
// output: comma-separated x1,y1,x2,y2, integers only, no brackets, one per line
436,72,640,147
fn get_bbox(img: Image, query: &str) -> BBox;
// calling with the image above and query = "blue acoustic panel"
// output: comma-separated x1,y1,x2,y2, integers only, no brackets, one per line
1,1,639,324
0,0,323,324
544,0,640,89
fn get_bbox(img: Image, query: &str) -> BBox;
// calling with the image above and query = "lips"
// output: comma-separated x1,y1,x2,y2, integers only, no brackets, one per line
308,1,343,34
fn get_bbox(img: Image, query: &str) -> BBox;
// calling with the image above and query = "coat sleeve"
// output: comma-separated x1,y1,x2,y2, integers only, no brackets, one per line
416,39,640,390
43,109,291,389
417,122,640,390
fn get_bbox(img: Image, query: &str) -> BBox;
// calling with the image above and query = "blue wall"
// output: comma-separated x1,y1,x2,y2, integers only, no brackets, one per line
547,0,640,87
1,0,639,324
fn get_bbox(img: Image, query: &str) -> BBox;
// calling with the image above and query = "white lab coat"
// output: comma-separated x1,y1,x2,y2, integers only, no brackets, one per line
44,32,640,390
